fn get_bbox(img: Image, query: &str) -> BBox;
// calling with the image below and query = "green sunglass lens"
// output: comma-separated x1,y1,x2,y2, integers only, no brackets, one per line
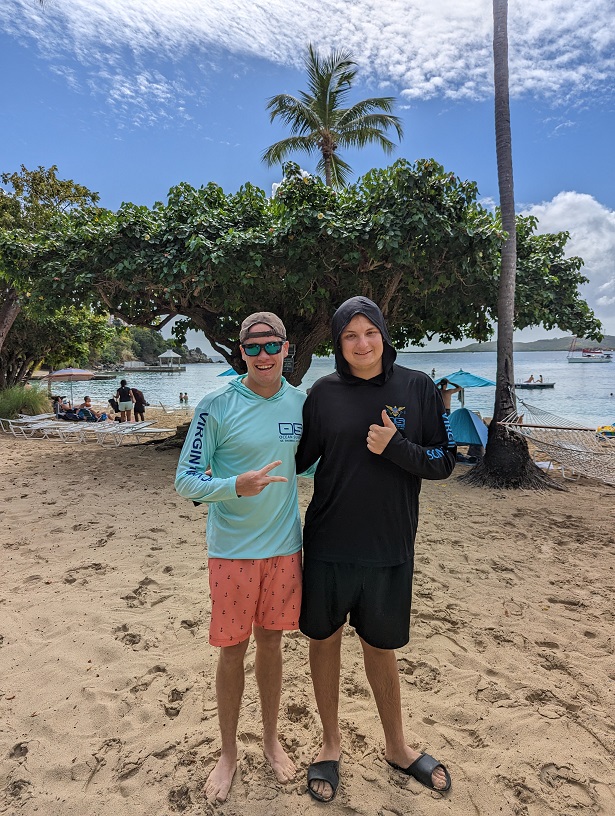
243,342,283,356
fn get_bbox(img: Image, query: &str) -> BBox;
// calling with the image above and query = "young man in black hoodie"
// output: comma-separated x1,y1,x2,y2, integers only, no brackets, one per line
295,296,456,802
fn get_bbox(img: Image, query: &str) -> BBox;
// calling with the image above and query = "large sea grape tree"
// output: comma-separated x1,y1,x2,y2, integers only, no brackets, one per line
0,160,600,387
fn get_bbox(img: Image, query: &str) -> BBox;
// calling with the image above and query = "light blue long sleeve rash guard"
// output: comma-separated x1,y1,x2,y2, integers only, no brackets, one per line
174,376,306,560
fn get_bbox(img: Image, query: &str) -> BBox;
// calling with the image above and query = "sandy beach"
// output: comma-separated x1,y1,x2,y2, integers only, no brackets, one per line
1,422,613,816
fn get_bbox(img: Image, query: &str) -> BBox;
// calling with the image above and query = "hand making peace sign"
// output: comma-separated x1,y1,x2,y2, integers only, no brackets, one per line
235,460,288,497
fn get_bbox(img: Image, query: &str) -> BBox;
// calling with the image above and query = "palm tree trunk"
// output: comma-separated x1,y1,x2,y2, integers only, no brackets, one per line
462,0,554,490
493,0,516,423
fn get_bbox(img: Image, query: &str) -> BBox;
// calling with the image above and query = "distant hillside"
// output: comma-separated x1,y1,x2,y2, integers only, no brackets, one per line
443,336,615,353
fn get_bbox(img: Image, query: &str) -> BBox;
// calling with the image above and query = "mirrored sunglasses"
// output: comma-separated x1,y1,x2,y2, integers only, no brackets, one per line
242,341,284,356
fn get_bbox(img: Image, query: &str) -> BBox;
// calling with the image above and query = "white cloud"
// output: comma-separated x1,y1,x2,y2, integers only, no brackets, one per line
523,192,615,335
1,0,613,127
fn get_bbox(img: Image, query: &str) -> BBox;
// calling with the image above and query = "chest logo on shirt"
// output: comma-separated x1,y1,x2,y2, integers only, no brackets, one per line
279,422,302,441
385,405,406,430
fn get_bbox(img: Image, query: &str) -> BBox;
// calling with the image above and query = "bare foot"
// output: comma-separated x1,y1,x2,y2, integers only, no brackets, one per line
264,738,296,783
204,754,237,803
308,739,340,802
386,747,449,790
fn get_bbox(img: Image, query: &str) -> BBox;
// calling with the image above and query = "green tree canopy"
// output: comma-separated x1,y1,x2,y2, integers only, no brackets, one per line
128,325,174,362
0,306,114,389
0,164,100,355
1,160,600,386
263,45,403,187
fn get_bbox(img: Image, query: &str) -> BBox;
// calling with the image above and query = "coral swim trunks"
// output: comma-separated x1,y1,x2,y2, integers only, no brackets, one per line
208,552,302,646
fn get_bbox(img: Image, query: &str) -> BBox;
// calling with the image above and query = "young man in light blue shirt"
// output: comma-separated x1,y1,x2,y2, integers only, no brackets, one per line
175,312,305,803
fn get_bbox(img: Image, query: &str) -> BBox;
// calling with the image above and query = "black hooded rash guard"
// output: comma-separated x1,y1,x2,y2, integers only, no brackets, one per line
295,296,456,567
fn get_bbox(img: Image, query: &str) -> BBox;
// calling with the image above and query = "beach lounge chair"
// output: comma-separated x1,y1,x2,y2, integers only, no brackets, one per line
1,418,87,442
124,426,175,443
87,420,158,446
0,417,55,438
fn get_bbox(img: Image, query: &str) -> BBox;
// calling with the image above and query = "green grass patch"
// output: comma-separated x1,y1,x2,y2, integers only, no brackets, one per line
0,385,52,419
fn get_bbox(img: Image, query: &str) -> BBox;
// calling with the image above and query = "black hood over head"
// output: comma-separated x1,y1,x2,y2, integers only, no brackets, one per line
332,296,397,383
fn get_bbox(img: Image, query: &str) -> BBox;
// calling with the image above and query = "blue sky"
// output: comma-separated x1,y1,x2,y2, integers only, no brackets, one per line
2,0,614,352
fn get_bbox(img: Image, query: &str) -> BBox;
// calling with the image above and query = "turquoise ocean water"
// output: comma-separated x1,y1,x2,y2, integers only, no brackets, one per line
48,351,615,429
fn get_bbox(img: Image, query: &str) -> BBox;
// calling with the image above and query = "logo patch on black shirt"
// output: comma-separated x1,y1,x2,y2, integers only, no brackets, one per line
385,405,406,430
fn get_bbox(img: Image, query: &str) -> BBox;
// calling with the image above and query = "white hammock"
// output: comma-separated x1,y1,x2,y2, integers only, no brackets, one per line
501,400,615,485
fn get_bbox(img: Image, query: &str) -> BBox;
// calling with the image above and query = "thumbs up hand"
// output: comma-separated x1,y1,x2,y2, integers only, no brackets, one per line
366,410,398,455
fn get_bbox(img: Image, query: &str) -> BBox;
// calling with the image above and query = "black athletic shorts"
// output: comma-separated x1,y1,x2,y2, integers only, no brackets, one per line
299,558,414,650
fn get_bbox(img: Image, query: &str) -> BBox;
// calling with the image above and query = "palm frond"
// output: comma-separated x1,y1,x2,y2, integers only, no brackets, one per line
316,154,353,188
305,43,357,119
261,135,318,167
337,100,404,139
266,94,321,134
336,124,398,154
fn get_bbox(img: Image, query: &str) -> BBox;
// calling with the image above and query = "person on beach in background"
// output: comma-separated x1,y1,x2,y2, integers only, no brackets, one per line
52,396,71,415
437,378,463,415
295,296,456,803
175,311,306,803
77,396,108,422
114,379,134,422
130,387,148,422
179,392,185,403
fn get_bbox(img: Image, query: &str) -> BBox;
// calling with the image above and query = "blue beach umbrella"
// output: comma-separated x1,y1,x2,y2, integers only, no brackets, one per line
449,408,488,446
435,369,496,408
218,368,238,376
434,369,496,389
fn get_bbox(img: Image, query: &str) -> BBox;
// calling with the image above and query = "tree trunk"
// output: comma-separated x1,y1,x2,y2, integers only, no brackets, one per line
323,155,332,187
0,290,21,354
462,0,558,490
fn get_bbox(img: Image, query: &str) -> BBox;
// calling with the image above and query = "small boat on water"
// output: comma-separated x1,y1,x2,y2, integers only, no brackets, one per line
516,381,555,389
567,337,613,363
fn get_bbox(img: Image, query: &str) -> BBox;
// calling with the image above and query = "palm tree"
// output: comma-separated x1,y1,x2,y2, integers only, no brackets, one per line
262,45,403,187
462,0,549,489
492,0,517,430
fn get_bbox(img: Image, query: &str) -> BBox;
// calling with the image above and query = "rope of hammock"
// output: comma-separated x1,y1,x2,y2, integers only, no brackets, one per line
499,400,615,485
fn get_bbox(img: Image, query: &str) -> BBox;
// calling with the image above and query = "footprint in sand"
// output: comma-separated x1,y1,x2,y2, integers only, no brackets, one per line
129,665,167,694
168,785,192,811
476,680,511,703
179,619,201,636
5,779,32,804
539,763,597,809
398,658,442,692
165,688,185,719
8,743,29,759
285,701,315,727
121,577,173,607
63,562,111,585
113,623,159,651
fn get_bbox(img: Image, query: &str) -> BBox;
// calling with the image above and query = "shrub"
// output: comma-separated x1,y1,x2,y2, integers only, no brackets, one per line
0,385,51,419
